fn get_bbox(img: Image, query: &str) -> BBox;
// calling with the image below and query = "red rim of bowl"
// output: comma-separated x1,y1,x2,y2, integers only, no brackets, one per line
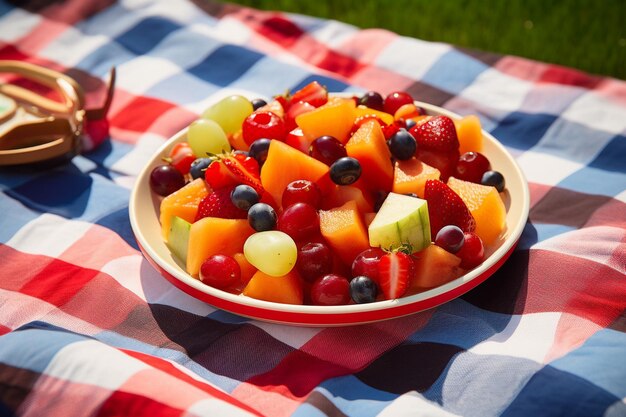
129,98,530,326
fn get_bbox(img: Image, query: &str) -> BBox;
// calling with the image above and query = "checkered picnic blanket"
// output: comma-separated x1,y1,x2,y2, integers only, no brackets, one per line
1,0,625,416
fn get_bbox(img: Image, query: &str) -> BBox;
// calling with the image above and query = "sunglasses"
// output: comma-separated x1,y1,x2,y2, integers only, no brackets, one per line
0,60,115,166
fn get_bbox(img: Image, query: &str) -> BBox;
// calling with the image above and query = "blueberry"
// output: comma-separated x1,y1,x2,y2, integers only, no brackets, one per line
248,138,272,167
350,276,378,303
230,185,259,211
387,129,416,160
481,170,505,192
247,203,277,231
251,98,268,111
189,157,212,180
329,157,361,185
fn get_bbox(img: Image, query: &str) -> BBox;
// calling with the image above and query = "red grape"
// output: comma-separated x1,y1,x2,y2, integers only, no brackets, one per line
358,91,384,111
309,135,347,165
351,247,385,282
383,91,414,115
199,255,241,289
454,152,491,183
150,165,185,196
277,203,319,240
435,225,465,254
296,242,333,282
310,274,351,305
282,180,322,209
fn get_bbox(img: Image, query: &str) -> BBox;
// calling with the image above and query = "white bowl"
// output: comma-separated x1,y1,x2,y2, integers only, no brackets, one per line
129,99,529,326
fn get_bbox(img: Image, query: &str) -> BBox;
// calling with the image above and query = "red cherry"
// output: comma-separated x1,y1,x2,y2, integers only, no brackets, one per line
383,91,414,115
456,232,485,269
296,242,333,282
282,180,322,209
242,111,286,145
454,152,491,183
199,255,241,289
277,203,320,240
351,247,385,283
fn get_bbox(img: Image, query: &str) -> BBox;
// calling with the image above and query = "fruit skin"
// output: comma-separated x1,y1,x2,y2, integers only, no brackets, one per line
351,247,385,283
242,111,286,145
248,138,272,167
230,184,259,210
260,139,330,207
282,179,322,209
199,254,241,290
410,245,463,291
251,98,267,111
383,91,414,115
243,269,304,305
358,91,385,111
350,276,378,303
319,200,370,267
392,158,441,198
387,129,416,160
189,157,212,180
378,251,414,300
159,178,209,238
195,187,247,221
456,232,485,269
447,176,506,246
166,216,191,264
243,231,297,277
368,192,431,253
277,202,320,240
423,179,476,239
345,119,394,193
201,95,254,136
409,115,459,152
186,217,255,277
296,242,333,283
309,135,347,166
204,152,262,193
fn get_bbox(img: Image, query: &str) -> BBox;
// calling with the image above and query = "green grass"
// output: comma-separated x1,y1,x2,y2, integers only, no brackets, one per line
225,0,626,80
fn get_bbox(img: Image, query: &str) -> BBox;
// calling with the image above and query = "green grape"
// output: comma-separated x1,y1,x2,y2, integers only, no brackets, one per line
243,231,297,277
187,119,231,156
202,95,254,135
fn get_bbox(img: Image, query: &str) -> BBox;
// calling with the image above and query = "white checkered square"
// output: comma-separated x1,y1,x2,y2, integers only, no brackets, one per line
0,8,41,42
375,37,451,80
460,67,534,113
561,91,626,135
516,150,583,186
116,56,182,95
38,27,109,67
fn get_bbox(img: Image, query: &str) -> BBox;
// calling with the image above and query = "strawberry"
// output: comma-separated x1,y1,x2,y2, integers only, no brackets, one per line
423,179,476,238
204,152,263,193
415,148,460,181
164,142,196,175
378,251,414,299
285,100,315,132
195,187,247,221
289,81,328,108
409,115,459,152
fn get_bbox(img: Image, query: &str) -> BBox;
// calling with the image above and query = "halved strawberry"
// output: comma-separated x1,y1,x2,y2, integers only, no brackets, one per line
204,152,263,193
378,251,414,299
195,187,247,221
164,142,196,175
423,179,476,238
290,81,328,108
409,115,459,152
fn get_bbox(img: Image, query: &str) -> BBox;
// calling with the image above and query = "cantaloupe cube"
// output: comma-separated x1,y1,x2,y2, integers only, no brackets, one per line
243,269,303,305
454,115,483,154
410,245,463,291
319,200,370,266
447,177,506,246
345,119,393,192
392,158,441,198
296,98,356,143
186,217,255,277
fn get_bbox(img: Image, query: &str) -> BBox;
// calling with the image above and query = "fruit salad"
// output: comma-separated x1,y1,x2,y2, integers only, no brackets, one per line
150,82,508,306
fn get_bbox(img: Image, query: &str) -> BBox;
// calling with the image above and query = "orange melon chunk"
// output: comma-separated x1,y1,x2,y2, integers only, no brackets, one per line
243,269,304,305
319,200,370,266
159,178,209,239
410,245,463,291
324,184,374,213
447,177,506,246
454,115,483,154
186,217,255,277
392,158,441,198
296,98,356,143
260,140,330,207
345,120,393,192
354,105,394,125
